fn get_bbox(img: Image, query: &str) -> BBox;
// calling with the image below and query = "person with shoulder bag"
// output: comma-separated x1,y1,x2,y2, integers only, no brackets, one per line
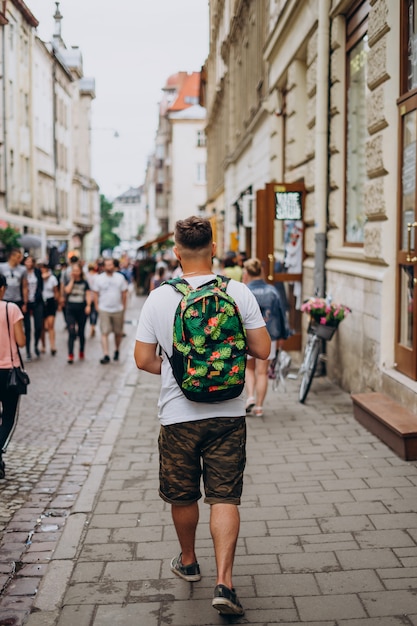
0,274,26,479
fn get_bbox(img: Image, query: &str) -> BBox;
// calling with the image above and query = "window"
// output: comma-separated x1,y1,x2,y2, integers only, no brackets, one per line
345,2,370,245
196,163,206,183
197,130,206,147
403,0,417,93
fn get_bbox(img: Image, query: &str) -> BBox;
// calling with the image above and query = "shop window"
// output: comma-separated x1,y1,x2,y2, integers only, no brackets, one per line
395,0,417,378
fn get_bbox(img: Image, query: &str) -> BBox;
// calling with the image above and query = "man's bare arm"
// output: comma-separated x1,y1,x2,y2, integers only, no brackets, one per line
134,340,162,374
246,327,271,360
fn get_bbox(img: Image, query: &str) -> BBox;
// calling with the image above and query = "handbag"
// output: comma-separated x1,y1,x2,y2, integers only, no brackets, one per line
5,303,30,395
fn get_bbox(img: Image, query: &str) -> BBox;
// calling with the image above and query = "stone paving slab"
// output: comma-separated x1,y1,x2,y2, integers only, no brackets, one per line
1,293,417,625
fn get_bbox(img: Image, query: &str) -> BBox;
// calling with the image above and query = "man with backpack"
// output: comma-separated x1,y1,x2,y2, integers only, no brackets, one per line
134,216,270,616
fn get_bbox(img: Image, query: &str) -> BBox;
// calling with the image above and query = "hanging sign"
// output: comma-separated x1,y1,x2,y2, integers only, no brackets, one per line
268,183,304,221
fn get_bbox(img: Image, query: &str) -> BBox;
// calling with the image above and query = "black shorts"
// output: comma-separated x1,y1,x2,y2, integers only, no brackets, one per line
158,416,246,506
43,298,57,318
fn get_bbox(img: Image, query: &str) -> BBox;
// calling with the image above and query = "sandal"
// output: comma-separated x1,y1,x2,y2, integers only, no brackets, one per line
245,397,255,413
253,406,263,417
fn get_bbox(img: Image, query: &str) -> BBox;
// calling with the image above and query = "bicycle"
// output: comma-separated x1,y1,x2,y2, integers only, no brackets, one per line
298,297,351,403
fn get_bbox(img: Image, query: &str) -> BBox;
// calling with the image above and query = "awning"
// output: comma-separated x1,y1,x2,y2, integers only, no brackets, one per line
138,232,174,250
0,211,71,237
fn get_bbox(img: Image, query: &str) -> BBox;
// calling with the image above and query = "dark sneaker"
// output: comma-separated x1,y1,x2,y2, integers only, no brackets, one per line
212,584,244,616
170,554,201,582
113,350,119,361
100,355,110,364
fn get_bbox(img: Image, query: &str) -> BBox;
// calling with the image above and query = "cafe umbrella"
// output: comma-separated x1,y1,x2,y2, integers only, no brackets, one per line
17,234,42,249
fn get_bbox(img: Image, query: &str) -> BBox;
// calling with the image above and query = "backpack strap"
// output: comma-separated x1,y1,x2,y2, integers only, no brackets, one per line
163,275,229,297
216,274,231,292
162,277,192,297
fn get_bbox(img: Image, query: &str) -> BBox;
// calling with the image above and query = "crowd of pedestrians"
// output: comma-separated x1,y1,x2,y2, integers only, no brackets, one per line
0,249,133,366
0,248,134,480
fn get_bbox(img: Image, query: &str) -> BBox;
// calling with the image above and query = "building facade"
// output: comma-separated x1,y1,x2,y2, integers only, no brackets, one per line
204,0,417,411
143,71,207,239
113,186,145,244
0,1,99,261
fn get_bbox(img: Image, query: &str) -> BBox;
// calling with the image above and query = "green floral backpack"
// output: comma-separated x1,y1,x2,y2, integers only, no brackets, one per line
164,275,247,402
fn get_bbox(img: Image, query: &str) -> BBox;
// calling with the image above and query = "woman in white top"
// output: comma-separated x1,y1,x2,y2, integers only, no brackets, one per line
41,263,59,355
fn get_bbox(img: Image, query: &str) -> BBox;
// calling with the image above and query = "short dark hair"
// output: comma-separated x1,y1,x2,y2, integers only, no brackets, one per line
8,248,22,258
175,216,212,250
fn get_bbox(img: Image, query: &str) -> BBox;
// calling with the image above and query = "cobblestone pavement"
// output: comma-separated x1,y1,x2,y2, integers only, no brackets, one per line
1,294,417,625
0,292,143,621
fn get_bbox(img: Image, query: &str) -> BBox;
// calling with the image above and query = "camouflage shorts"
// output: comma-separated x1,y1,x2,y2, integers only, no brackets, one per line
158,416,246,506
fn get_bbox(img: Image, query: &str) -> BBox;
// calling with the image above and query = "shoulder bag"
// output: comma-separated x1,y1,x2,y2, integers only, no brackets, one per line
5,303,30,395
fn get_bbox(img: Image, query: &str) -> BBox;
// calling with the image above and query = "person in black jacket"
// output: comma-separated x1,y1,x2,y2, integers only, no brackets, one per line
23,256,44,361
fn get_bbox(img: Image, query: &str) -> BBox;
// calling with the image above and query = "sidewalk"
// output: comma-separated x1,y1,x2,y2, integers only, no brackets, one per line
5,337,417,624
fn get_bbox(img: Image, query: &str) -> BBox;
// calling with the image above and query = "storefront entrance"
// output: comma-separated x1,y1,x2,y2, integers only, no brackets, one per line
256,182,306,351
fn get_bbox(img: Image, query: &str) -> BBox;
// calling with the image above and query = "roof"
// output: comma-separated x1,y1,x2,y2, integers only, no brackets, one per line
115,187,141,202
11,0,39,27
168,72,201,112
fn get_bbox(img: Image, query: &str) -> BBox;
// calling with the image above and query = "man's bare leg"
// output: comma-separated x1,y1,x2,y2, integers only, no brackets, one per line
101,333,109,357
171,502,199,564
210,503,240,589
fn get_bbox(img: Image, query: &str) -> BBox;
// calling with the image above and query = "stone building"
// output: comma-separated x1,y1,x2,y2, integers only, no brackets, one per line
203,0,417,411
0,1,99,261
113,186,145,245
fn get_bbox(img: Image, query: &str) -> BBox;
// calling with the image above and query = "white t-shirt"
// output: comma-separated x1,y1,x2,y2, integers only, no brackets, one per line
42,274,58,300
135,274,265,425
94,272,128,312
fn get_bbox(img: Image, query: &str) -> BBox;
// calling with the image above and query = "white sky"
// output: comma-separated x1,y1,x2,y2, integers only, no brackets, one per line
27,0,209,199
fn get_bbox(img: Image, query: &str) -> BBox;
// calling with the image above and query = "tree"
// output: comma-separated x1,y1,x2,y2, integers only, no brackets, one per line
0,226,21,261
100,195,123,253
136,223,145,240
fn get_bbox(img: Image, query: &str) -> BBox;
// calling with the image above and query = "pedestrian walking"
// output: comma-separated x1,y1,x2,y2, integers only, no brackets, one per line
222,253,243,281
0,274,26,479
134,216,270,616
243,257,289,416
40,263,59,355
23,256,43,361
149,265,166,291
59,255,80,328
0,248,28,312
85,262,99,337
93,258,128,364
64,262,91,364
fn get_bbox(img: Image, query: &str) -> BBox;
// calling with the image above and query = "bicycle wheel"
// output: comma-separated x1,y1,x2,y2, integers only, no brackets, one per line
299,336,320,403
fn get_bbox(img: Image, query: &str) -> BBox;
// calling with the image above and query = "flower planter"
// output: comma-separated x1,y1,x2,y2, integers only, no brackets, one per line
308,318,340,341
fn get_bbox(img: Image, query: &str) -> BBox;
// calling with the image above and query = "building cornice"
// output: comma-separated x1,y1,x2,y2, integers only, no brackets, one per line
0,0,7,25
11,0,38,27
